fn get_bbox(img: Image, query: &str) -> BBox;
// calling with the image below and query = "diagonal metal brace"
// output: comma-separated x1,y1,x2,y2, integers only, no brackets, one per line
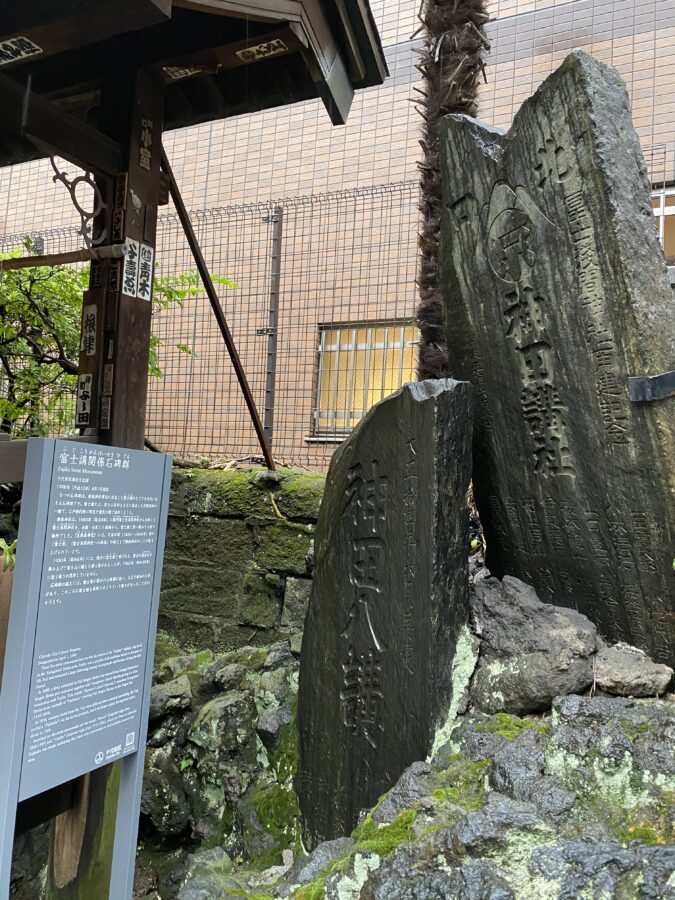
628,370,675,402
160,145,275,471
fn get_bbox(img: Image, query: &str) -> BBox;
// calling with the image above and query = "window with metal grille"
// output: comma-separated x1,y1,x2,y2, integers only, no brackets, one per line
652,187,675,264
312,321,417,439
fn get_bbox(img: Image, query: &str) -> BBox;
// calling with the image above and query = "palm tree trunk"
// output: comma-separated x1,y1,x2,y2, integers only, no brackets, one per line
416,0,490,380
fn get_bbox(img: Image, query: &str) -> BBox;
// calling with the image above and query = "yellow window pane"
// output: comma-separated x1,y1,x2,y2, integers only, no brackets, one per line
664,216,675,262
335,352,351,411
372,327,387,346
318,350,335,414
367,349,386,406
355,327,369,346
316,323,419,434
351,349,368,412
401,346,417,382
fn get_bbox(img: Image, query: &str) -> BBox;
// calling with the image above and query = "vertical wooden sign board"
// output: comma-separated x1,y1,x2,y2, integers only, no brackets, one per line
0,439,172,899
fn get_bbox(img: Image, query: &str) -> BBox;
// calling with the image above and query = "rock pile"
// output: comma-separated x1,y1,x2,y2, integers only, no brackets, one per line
135,637,301,896
467,574,673,715
150,574,673,900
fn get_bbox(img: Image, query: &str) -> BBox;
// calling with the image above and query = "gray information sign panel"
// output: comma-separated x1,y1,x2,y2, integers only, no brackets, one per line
0,438,172,899
19,441,167,799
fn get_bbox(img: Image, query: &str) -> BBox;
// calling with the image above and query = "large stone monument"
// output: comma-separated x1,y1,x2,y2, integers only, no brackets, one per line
297,380,472,845
440,51,674,665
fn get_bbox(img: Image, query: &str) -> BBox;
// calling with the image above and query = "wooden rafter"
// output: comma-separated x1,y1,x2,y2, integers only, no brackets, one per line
0,73,120,175
0,0,171,72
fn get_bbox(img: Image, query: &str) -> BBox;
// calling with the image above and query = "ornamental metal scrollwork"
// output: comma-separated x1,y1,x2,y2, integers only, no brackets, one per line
49,157,107,249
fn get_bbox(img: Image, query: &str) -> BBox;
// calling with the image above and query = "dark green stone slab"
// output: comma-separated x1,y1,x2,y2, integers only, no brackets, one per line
439,51,674,664
297,380,472,846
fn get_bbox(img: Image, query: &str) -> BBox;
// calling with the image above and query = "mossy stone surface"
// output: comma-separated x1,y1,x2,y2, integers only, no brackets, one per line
161,517,254,616
240,782,301,868
255,523,313,575
141,751,191,836
281,578,311,632
275,475,325,521
160,467,321,653
158,608,284,654
239,573,282,630
170,468,275,519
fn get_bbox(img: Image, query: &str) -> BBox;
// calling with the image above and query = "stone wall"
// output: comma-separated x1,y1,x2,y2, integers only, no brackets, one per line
159,468,324,652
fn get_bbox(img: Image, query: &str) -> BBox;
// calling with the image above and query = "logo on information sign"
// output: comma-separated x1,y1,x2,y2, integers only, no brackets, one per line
126,732,135,748
95,752,104,765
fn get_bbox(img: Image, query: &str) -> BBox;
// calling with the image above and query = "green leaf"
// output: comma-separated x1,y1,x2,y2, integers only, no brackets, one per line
0,539,17,571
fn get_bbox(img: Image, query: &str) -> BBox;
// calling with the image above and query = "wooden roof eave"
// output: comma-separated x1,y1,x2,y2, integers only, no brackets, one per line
0,0,172,72
0,0,387,170
170,0,387,124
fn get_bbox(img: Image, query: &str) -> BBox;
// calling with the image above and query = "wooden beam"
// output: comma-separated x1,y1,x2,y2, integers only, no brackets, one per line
0,73,121,175
0,437,98,485
0,0,171,72
0,244,127,272
15,781,79,837
47,65,166,898
155,26,304,83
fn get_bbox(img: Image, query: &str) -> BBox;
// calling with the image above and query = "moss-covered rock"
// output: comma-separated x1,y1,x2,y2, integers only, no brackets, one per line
270,699,675,900
161,517,254,615
161,467,321,653
240,783,302,868
476,712,549,741
274,475,325,521
154,630,184,666
158,608,285,654
240,572,283,630
255,522,313,576
170,468,276,520
431,754,490,811
281,579,311,633
142,750,191,836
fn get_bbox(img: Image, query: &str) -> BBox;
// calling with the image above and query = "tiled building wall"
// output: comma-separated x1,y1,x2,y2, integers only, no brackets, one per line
1,0,673,468
481,0,675,181
2,1,673,230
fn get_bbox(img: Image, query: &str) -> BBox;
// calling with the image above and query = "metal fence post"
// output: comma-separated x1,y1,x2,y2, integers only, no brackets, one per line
262,207,283,445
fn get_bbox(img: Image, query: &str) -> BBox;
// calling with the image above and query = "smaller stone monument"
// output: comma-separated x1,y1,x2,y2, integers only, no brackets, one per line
297,380,472,846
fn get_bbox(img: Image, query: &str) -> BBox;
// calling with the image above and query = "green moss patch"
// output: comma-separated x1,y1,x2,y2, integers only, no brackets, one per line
254,784,301,845
288,810,417,900
432,755,491,811
476,713,549,741
275,475,325,521
154,629,183,665
602,791,675,846
170,468,276,519
255,522,313,575
351,808,417,855
269,700,299,784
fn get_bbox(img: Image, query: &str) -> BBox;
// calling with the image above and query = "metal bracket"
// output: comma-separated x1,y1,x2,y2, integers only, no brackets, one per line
628,370,675,402
49,157,107,249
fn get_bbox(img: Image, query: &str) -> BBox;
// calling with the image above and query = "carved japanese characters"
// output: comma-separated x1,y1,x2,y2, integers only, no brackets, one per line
297,380,472,846
440,51,674,665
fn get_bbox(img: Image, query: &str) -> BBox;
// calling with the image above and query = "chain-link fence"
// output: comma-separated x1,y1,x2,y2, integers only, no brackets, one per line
2,141,670,470
1,181,421,471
